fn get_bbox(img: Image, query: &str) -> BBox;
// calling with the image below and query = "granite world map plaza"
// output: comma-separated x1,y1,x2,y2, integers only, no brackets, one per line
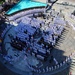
0,0,75,75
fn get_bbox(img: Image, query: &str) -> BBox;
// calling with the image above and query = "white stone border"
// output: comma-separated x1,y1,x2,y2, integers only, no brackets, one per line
7,8,45,21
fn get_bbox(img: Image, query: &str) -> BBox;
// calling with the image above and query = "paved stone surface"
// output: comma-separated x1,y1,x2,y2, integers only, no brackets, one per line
53,25,75,62
52,3,75,75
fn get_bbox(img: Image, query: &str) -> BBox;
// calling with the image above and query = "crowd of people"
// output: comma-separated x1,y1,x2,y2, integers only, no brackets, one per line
0,8,67,73
8,9,66,62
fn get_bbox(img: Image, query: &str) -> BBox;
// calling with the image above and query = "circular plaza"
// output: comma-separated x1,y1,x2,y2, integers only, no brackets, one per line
0,0,75,75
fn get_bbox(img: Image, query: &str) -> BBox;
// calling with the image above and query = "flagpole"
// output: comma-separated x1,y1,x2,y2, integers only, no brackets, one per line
44,0,48,14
